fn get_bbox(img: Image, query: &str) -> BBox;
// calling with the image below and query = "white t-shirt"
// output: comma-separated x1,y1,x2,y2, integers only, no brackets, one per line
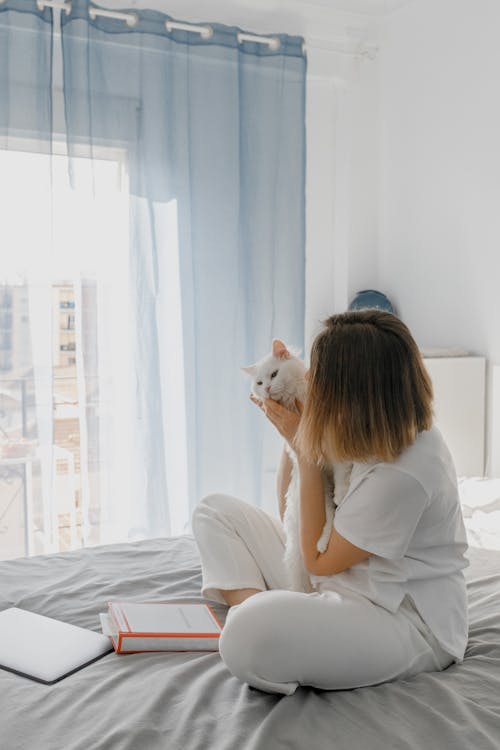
309,425,470,662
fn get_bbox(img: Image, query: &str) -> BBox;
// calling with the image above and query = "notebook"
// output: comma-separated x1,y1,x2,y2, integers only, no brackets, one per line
0,607,114,685
101,600,223,653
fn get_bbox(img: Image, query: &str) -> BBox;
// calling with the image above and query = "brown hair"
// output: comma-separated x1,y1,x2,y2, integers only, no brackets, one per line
294,310,433,464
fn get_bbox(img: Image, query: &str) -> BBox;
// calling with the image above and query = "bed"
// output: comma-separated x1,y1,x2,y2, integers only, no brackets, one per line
1,533,500,750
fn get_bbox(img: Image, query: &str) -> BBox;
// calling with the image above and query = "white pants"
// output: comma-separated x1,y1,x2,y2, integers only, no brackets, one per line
191,493,454,696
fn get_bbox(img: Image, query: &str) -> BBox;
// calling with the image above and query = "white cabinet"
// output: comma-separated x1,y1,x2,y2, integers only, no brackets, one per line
422,356,486,477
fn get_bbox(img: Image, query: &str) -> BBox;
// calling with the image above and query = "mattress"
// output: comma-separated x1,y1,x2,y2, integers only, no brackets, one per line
1,535,500,750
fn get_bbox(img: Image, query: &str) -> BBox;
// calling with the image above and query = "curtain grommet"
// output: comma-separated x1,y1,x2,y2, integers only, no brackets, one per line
88,6,138,27
200,25,213,40
36,0,72,13
237,33,281,52
165,20,213,40
125,12,138,28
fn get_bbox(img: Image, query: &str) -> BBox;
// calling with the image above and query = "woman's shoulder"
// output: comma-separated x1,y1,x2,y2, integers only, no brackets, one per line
350,425,443,470
349,425,455,496
402,424,452,465
383,424,457,497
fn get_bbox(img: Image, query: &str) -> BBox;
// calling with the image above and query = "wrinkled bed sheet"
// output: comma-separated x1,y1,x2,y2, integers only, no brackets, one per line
459,477,500,551
1,536,500,750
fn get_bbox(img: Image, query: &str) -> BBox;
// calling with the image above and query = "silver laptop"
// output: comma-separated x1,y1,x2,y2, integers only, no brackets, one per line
0,607,113,684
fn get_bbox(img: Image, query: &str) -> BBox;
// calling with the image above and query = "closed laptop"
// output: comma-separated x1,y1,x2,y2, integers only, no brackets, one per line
0,607,113,684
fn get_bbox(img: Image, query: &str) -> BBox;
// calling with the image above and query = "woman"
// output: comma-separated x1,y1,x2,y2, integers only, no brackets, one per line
191,310,470,696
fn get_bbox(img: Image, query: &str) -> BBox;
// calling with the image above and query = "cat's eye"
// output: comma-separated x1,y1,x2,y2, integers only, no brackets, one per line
271,370,278,379
257,380,263,386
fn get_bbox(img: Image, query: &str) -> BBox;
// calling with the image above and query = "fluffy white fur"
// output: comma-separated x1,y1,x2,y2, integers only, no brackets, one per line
242,339,352,592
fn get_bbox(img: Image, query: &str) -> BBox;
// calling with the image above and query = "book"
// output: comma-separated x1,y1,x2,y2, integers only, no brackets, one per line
0,607,113,684
100,600,223,653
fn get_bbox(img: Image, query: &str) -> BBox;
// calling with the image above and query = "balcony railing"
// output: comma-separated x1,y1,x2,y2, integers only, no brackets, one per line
0,375,83,560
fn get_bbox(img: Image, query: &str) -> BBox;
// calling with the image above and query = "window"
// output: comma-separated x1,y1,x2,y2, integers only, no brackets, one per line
0,144,131,560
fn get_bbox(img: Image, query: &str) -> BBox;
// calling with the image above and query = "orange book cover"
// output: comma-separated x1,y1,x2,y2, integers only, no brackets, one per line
106,600,223,654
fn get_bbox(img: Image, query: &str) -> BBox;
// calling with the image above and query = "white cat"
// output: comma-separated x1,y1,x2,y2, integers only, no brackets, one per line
242,339,352,593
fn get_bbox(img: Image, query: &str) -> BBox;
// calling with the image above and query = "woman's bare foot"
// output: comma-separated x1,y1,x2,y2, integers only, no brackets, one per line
219,587,262,607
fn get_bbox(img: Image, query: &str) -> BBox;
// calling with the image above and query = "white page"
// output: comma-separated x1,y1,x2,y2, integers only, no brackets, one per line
115,602,220,634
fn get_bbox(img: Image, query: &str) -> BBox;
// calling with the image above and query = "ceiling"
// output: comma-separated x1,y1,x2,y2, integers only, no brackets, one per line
295,0,414,15
110,0,414,22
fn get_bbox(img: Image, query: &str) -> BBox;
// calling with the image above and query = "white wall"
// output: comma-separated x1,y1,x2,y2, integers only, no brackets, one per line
346,51,380,304
377,0,500,473
306,45,380,348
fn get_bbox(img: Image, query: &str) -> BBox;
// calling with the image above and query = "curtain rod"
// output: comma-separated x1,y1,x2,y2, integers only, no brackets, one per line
33,2,375,58
34,1,286,50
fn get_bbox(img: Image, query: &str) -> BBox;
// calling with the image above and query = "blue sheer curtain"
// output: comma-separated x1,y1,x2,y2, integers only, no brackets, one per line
0,0,53,148
0,0,306,541
0,0,57,558
0,0,305,555
61,0,306,538
56,2,307,539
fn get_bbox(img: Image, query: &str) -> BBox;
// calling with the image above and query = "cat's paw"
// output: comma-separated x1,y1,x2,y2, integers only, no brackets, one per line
316,534,329,554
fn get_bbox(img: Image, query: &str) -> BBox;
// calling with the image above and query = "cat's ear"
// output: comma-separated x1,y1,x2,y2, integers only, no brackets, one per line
272,339,292,360
241,364,257,377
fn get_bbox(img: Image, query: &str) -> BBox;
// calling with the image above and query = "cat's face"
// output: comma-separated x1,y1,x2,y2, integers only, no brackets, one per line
241,339,307,404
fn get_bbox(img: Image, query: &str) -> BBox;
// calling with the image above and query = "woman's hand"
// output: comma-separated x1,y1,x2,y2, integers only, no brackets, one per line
250,393,304,454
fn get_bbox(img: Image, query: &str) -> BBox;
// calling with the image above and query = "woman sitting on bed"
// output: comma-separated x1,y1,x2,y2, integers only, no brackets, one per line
192,310,470,696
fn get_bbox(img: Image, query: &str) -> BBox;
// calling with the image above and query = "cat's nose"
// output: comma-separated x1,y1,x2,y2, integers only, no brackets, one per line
265,386,271,393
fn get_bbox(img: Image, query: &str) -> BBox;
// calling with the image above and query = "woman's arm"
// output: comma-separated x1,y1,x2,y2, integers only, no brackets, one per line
297,456,327,572
297,455,372,576
276,444,293,522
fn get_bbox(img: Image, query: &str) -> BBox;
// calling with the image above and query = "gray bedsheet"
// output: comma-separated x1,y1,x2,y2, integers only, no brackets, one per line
1,536,500,750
